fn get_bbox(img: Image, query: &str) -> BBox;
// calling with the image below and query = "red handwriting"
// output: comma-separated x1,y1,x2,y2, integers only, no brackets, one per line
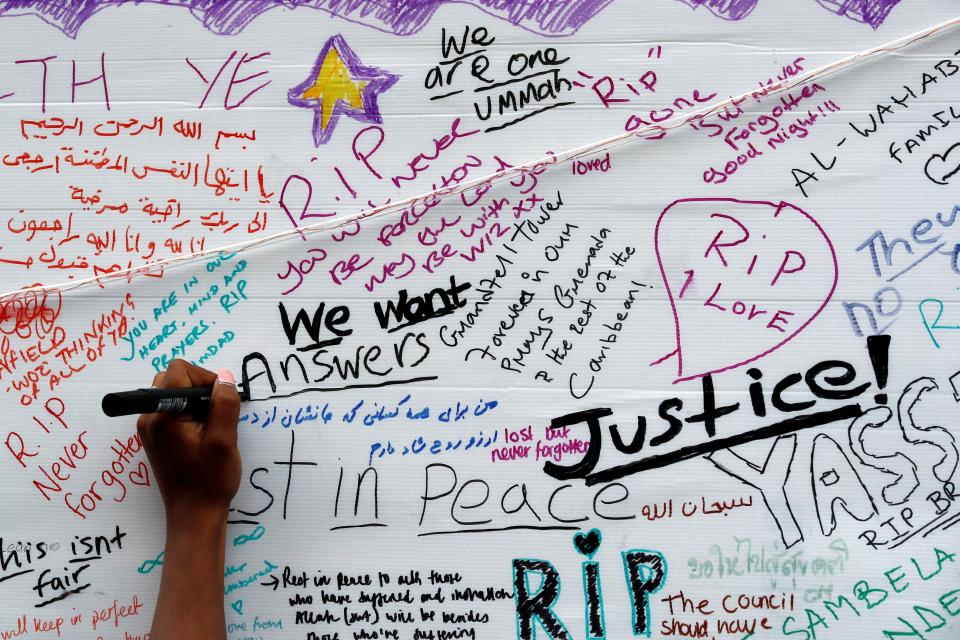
0,112,273,284
186,50,271,110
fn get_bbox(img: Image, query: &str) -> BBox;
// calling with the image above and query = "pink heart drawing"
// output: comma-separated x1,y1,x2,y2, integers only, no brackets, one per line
128,461,151,486
653,197,838,382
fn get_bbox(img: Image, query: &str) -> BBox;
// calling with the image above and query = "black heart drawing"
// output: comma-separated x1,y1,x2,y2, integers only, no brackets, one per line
573,528,602,558
924,142,960,185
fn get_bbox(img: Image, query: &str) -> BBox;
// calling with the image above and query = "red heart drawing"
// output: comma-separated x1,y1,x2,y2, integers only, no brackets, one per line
128,461,151,487
653,197,838,382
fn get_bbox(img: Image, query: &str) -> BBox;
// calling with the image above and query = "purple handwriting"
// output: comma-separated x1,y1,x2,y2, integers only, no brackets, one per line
812,0,902,29
653,197,838,382
1,0,616,38
676,0,759,21
0,1,903,39
678,0,901,28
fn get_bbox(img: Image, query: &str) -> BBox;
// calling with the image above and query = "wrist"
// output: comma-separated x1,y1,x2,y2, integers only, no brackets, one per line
165,502,228,537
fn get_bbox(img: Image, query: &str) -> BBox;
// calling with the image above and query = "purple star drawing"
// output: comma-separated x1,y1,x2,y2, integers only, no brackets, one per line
287,35,399,146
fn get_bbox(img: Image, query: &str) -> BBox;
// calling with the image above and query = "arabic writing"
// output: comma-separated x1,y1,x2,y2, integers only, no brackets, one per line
0,114,271,286
240,395,498,429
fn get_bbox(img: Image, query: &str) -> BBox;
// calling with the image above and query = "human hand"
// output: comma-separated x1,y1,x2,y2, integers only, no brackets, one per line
137,359,242,528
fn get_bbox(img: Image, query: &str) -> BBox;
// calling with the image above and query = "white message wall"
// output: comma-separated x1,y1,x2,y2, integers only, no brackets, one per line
0,1,958,639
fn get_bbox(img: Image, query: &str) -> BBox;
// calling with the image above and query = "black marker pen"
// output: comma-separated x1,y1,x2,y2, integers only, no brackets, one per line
102,387,250,417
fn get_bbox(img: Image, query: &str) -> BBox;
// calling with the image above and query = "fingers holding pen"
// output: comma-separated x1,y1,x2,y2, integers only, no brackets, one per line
137,359,243,514
157,359,216,390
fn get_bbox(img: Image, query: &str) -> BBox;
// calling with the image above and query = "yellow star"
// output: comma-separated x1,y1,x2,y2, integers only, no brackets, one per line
300,46,367,130
289,35,398,146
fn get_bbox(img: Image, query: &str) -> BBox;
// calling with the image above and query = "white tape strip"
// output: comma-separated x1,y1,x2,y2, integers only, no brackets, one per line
2,15,958,300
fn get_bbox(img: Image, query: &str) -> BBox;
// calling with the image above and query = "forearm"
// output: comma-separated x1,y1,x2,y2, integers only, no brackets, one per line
151,507,228,639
